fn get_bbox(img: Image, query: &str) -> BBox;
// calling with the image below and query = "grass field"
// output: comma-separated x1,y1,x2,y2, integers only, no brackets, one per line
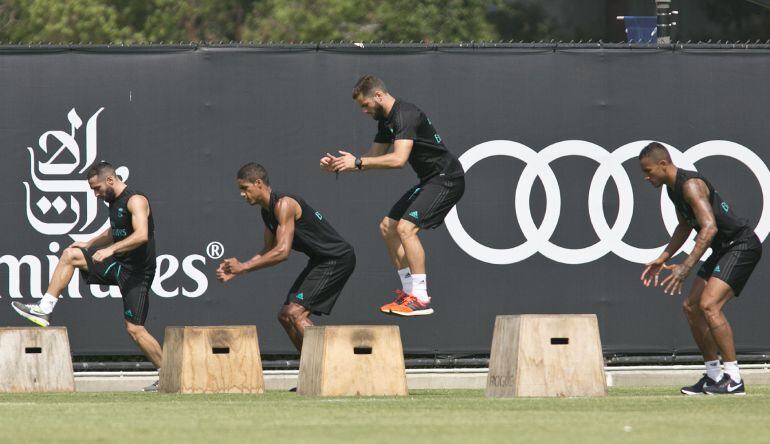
1,387,769,444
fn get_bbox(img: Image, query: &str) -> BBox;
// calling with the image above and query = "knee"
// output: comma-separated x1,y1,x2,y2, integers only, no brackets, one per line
125,322,145,342
682,299,698,319
396,220,417,240
60,247,81,265
699,299,720,318
279,306,303,327
379,217,397,239
277,310,291,327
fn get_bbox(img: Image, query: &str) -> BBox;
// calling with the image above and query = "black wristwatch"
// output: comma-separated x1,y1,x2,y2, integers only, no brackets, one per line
355,157,363,170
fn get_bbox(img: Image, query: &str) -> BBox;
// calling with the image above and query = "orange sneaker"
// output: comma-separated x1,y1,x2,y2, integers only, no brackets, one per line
389,294,434,317
379,290,409,314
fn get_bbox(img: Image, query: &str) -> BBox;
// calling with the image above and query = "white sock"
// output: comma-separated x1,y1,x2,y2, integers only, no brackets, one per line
723,361,741,383
705,359,723,382
410,274,430,303
397,267,412,294
38,293,59,315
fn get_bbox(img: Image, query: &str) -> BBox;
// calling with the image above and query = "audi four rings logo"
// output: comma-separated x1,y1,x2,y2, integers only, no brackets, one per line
445,140,770,265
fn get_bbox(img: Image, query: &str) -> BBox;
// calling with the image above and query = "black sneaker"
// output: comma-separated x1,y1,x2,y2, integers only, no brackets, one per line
703,374,746,396
680,374,717,395
11,302,50,327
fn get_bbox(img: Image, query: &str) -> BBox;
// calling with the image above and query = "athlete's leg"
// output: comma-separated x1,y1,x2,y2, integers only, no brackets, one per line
380,217,408,270
124,320,163,368
46,247,88,297
278,302,313,352
682,277,720,361
699,278,736,362
396,219,424,274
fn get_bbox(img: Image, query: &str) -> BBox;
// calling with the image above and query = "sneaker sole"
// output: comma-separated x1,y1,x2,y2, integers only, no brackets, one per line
390,308,434,317
12,304,49,327
680,389,705,395
705,391,746,396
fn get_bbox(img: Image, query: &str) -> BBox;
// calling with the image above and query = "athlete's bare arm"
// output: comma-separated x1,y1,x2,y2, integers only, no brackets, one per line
329,139,413,172
659,179,718,295
218,197,300,281
363,142,392,157
70,227,112,250
92,195,150,263
321,142,390,171
261,226,277,254
641,210,691,286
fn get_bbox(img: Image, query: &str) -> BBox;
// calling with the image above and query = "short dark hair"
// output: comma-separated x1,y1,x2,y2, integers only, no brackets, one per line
237,162,270,185
352,75,388,99
639,142,672,161
85,161,115,179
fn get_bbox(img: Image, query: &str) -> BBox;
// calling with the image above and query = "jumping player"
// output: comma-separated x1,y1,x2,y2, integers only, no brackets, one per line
320,75,465,317
11,161,163,390
639,142,762,395
216,163,355,351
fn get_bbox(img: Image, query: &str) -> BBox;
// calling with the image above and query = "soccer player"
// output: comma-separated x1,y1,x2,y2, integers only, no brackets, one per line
216,163,355,351
11,161,163,391
639,142,762,395
320,75,465,317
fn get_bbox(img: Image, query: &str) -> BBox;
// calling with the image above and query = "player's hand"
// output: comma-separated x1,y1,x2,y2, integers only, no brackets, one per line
92,247,114,263
641,256,667,287
320,153,338,172
659,263,690,295
221,258,245,275
331,150,356,173
216,263,236,283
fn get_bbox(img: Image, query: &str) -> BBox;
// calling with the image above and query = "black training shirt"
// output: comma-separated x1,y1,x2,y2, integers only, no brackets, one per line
374,99,464,182
261,192,353,259
110,188,156,272
667,169,753,252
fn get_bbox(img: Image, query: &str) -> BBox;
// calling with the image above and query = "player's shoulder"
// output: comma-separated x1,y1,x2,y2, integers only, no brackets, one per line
126,191,149,207
275,194,302,213
681,175,711,200
392,100,424,128
395,100,422,115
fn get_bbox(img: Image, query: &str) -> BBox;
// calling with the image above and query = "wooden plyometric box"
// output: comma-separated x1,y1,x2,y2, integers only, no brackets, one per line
486,314,607,398
0,327,75,393
297,325,408,396
160,326,264,394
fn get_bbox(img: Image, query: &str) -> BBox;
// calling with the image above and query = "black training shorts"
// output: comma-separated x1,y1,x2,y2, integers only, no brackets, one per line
697,233,762,296
387,173,465,229
79,248,155,325
285,251,356,315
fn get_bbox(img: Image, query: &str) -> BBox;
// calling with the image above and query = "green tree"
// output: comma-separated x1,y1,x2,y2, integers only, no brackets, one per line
243,0,498,43
142,0,258,42
702,0,770,41
0,0,135,43
487,0,556,41
243,0,379,42
374,0,497,42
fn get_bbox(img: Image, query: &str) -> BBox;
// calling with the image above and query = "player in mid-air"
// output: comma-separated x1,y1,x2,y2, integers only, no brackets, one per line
216,163,355,351
639,142,762,395
11,161,163,391
320,75,465,317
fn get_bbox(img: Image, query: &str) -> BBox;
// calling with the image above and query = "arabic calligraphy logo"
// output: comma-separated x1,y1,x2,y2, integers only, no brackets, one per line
22,107,129,242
